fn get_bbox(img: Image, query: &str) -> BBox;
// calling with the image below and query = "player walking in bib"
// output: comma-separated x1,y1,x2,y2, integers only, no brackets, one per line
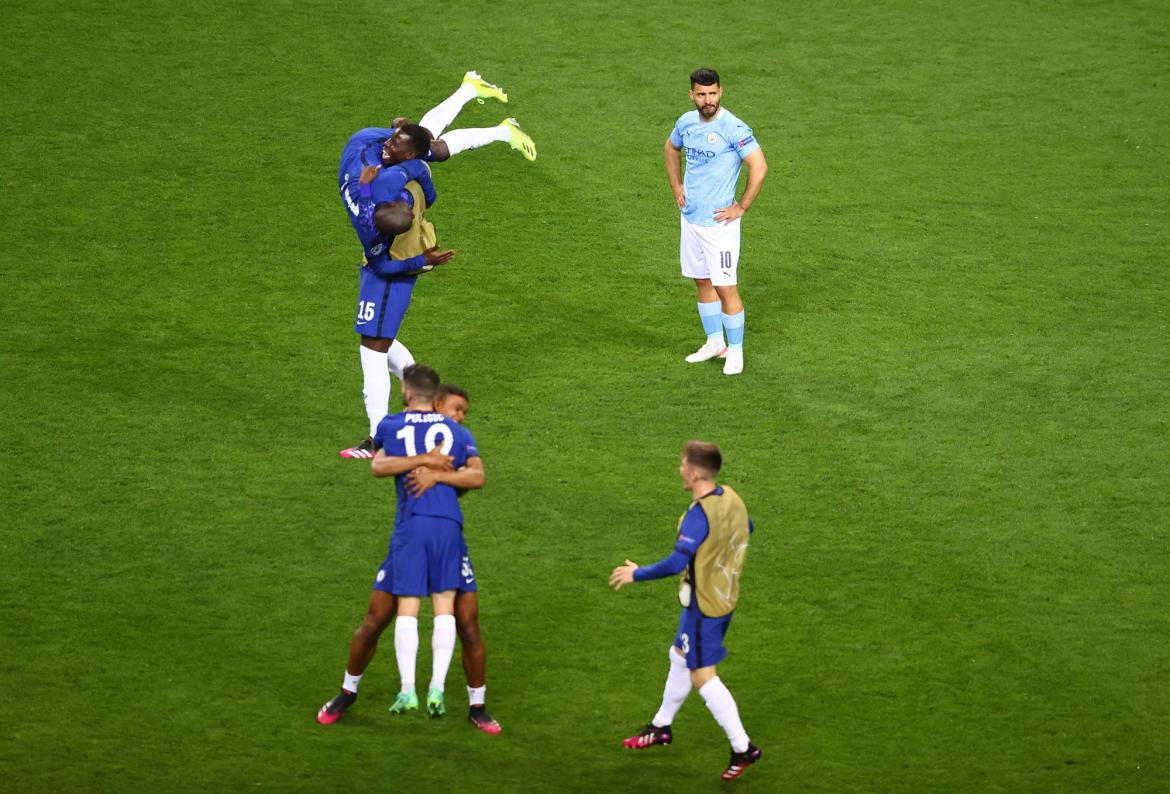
610,441,761,781
665,68,768,375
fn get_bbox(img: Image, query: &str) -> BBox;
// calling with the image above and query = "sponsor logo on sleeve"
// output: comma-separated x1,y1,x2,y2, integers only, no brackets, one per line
737,135,755,148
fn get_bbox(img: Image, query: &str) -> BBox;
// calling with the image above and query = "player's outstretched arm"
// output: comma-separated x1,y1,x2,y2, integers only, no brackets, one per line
611,548,691,589
371,448,454,478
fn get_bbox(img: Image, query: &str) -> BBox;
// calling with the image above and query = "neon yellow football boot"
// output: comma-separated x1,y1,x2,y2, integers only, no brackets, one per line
500,118,537,161
462,70,508,104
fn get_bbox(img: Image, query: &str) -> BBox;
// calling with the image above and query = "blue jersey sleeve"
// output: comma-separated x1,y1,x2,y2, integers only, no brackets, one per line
674,505,710,556
669,118,684,148
459,426,479,461
388,159,436,207
372,414,400,451
369,165,410,205
633,549,690,581
632,505,710,582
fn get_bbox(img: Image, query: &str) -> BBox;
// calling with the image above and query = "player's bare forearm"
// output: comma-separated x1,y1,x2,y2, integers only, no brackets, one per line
436,457,484,491
371,449,453,477
737,149,768,211
664,139,686,207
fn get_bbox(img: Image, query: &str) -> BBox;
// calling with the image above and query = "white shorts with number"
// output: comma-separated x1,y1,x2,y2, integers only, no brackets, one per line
680,216,741,286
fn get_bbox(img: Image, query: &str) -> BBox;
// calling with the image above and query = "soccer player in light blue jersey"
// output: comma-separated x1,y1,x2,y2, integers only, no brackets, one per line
665,68,768,375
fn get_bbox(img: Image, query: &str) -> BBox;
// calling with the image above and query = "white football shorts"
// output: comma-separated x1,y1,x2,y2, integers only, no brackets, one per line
679,216,741,286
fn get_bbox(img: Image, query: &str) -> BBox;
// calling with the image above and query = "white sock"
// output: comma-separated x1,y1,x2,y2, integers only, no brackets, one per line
429,614,457,691
467,685,486,707
419,82,477,139
359,346,391,437
652,647,692,727
394,616,419,692
439,125,511,157
342,670,362,694
698,677,750,753
386,339,415,380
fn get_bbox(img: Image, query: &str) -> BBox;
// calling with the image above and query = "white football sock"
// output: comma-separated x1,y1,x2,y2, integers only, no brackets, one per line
360,345,391,437
342,670,362,694
394,616,419,692
439,125,511,157
429,614,457,691
652,647,692,727
467,685,486,707
386,339,415,380
698,677,750,753
419,82,477,139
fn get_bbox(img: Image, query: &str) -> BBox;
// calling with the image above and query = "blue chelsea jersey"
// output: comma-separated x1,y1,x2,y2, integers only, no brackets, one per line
669,108,760,227
373,410,479,526
338,128,436,268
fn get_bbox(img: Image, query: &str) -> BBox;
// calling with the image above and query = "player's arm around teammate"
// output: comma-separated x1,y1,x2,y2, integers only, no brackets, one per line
370,446,453,478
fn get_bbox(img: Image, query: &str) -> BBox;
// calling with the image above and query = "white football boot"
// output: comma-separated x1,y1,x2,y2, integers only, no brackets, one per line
685,339,727,363
722,348,744,375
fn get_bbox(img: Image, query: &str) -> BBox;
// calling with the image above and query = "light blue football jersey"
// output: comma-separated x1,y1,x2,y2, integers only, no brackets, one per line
669,108,760,227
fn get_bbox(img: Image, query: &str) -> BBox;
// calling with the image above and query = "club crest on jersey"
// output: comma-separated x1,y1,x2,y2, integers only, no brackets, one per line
707,132,719,143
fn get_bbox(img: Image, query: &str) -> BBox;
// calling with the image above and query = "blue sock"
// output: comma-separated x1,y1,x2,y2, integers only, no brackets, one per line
697,301,723,342
723,310,745,349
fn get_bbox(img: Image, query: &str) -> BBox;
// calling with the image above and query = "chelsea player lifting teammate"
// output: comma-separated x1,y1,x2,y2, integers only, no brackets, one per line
338,72,536,459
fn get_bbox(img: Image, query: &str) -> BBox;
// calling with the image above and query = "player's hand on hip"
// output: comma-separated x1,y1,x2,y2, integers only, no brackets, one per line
360,164,381,184
714,202,745,224
406,467,441,497
609,560,638,590
673,185,687,208
423,246,456,268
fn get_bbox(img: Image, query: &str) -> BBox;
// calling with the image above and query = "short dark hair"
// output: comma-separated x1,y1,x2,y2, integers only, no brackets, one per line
374,202,412,235
690,68,720,87
398,123,433,158
403,363,440,401
437,383,469,403
682,440,722,478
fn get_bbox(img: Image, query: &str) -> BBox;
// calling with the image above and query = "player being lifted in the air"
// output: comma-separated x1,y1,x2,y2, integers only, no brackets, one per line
339,71,536,459
610,441,762,781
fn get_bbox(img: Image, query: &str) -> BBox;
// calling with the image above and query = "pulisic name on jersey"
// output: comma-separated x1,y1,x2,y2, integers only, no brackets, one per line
404,412,447,423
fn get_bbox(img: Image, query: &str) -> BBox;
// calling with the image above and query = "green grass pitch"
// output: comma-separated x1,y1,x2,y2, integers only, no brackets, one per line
2,0,1168,790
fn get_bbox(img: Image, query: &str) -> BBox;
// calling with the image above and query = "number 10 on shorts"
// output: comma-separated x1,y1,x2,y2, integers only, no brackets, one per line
720,251,732,270
357,301,375,321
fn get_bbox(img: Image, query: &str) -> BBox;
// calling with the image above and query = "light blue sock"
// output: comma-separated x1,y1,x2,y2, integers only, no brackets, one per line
697,301,724,342
723,310,745,349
